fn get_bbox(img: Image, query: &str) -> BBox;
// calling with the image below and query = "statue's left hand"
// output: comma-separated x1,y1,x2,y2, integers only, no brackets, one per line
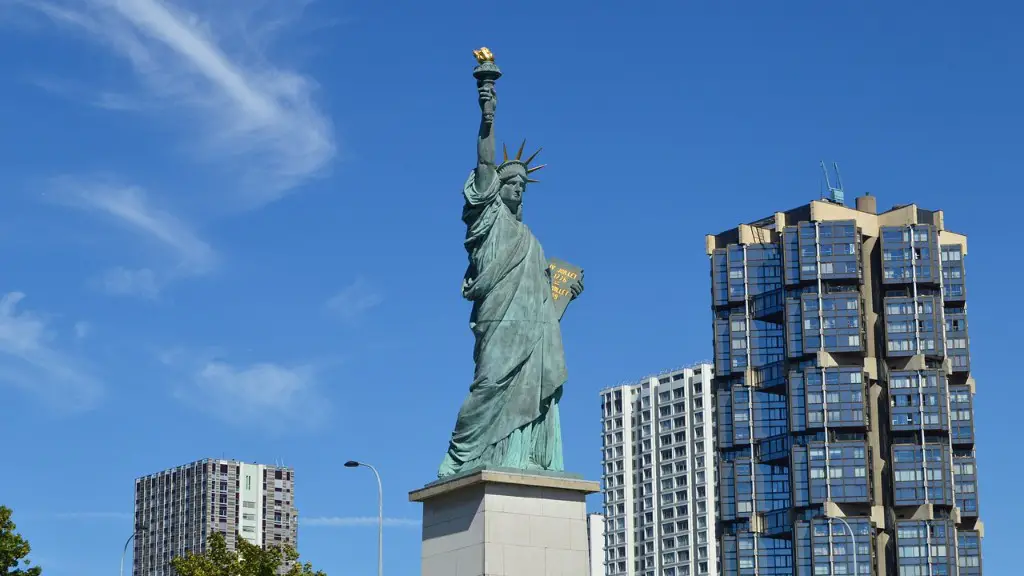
570,276,584,300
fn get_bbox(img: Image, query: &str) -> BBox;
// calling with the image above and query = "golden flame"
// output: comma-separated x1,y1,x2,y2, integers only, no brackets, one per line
473,47,495,64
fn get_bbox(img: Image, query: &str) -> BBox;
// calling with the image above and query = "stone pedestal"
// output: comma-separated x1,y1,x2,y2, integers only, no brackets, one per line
408,468,600,576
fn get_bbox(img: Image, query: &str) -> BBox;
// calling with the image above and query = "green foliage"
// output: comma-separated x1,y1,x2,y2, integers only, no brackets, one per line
171,532,325,576
0,506,42,576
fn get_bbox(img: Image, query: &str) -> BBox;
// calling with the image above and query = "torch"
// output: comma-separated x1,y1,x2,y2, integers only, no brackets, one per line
472,47,501,123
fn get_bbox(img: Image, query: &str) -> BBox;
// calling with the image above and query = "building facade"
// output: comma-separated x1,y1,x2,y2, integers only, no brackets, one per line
589,513,608,576
600,363,719,576
706,194,983,575
132,458,298,576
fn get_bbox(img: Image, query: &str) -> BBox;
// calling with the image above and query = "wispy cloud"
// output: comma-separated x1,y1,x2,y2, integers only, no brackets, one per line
0,292,103,411
302,516,420,528
165,351,329,429
57,178,216,273
18,0,335,209
50,511,131,520
326,278,383,321
48,177,216,298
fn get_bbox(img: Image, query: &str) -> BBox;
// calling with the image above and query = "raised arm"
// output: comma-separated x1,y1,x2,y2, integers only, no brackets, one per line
475,82,498,192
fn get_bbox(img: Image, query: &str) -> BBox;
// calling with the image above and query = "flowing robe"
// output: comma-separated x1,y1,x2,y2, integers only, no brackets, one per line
437,171,568,478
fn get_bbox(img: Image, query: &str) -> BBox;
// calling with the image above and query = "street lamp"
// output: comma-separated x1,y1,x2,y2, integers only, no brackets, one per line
120,524,147,576
832,516,860,576
345,460,383,576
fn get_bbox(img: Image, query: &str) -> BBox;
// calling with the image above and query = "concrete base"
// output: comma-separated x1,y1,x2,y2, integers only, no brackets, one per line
409,469,600,576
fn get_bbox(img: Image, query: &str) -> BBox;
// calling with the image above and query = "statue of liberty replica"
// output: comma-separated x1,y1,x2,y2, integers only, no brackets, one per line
437,47,585,478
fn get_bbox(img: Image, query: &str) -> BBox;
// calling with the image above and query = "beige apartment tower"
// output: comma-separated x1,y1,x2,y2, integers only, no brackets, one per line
707,194,982,575
132,458,298,576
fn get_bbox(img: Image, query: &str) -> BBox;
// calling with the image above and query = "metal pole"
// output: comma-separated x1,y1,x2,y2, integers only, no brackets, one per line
367,464,383,576
346,461,383,576
120,532,136,576
833,516,859,576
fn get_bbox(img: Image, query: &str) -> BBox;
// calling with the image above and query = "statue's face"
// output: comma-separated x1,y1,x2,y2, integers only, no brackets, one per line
499,174,525,215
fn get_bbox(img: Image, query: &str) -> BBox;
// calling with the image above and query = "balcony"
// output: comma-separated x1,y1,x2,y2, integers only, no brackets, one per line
957,530,982,575
784,220,863,285
883,295,943,358
949,386,975,445
895,520,958,576
945,307,970,373
795,518,873,576
881,225,940,285
713,244,783,306
891,443,954,507
953,455,980,517
797,367,869,432
729,388,787,445
888,370,949,433
791,293,865,357
806,441,870,505
940,245,967,302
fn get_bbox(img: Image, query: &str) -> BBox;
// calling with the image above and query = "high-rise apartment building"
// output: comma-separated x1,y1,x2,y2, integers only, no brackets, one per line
132,458,298,576
600,363,718,576
706,194,983,575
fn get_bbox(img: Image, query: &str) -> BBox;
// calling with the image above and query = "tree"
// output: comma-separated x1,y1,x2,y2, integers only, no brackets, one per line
0,506,42,576
171,532,325,576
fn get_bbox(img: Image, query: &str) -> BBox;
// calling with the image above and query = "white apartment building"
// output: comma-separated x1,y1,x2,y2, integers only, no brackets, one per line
600,363,718,576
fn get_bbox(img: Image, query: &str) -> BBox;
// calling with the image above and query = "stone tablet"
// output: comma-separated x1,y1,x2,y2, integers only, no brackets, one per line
548,257,583,320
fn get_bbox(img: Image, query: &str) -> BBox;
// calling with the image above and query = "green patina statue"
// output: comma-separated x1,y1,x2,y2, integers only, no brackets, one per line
437,48,585,479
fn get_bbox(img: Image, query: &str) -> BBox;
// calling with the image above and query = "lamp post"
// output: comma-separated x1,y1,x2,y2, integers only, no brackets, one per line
832,516,859,576
345,460,383,576
120,524,146,576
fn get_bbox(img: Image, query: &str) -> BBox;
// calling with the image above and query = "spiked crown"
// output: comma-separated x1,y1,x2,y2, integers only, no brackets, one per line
497,139,545,184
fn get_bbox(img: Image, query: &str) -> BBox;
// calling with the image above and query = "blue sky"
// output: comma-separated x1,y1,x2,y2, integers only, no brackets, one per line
0,0,1020,574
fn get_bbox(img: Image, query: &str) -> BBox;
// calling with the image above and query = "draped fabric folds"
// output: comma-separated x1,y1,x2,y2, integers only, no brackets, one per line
437,172,568,478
